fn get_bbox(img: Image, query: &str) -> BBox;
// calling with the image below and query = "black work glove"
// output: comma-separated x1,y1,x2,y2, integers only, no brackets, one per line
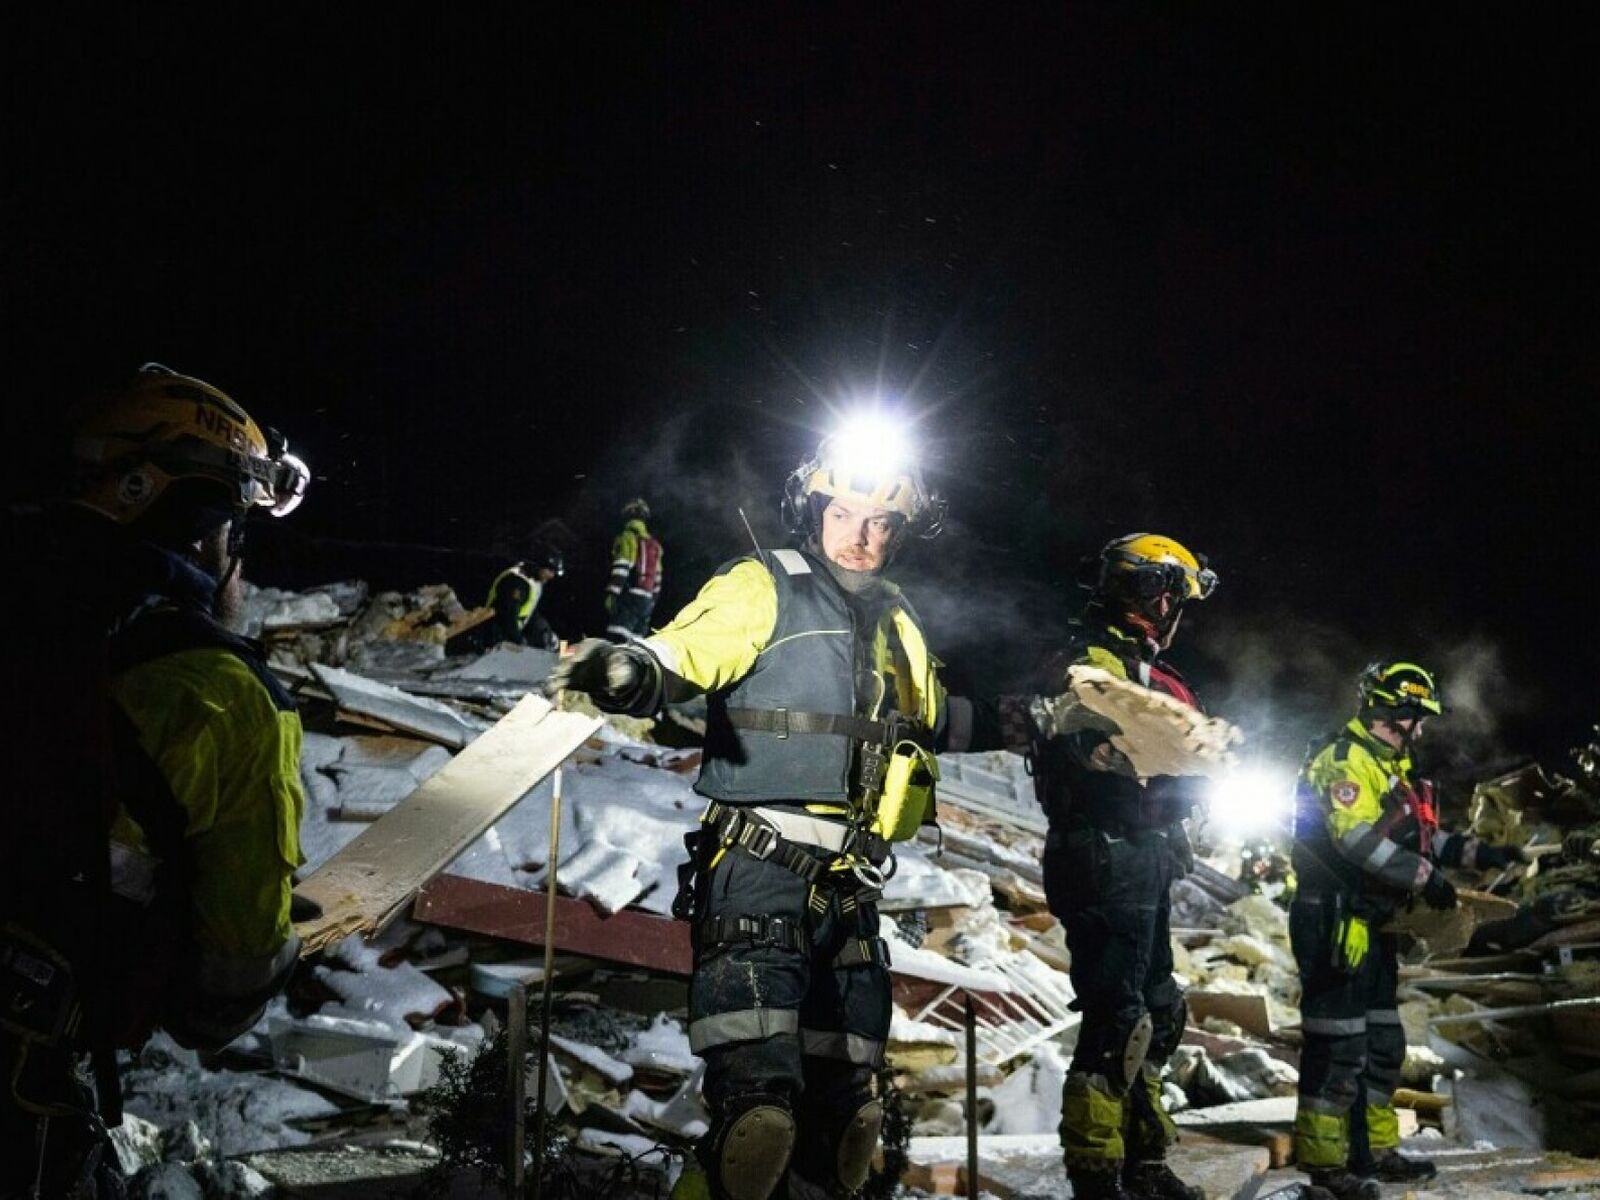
1564,831,1598,861
1474,843,1524,871
1421,868,1458,911
543,638,658,714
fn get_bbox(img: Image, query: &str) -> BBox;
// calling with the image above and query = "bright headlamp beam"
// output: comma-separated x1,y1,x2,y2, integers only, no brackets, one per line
1202,763,1296,837
827,413,913,479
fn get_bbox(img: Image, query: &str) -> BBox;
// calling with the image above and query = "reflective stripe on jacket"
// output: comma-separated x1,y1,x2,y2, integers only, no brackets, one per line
608,519,663,598
1291,718,1436,908
643,548,944,805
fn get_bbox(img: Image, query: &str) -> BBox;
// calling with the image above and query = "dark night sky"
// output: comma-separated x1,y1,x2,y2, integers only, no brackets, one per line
5,9,1595,775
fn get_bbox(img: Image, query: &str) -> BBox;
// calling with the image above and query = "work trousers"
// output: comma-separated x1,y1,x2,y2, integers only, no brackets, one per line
1043,823,1183,1172
686,842,891,1198
605,591,655,641
1289,894,1404,1171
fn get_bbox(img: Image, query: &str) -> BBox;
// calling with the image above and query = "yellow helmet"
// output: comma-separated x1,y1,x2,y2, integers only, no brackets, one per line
782,416,945,540
1097,533,1217,601
72,364,309,526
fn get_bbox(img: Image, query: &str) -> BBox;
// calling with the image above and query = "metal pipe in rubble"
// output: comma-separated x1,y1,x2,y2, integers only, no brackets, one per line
529,759,564,1200
965,991,979,1200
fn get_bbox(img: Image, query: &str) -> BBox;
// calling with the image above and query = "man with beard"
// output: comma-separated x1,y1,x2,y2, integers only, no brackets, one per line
1,364,311,1194
547,418,996,1200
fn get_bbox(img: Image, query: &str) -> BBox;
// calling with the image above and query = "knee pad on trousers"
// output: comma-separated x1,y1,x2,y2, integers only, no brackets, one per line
835,1097,884,1192
710,1095,796,1200
1151,991,1188,1062
1119,1012,1154,1091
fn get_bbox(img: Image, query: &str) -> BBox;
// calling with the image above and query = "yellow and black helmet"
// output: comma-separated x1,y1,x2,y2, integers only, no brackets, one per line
1096,532,1218,601
71,364,309,526
621,497,651,523
1358,661,1445,717
782,416,945,540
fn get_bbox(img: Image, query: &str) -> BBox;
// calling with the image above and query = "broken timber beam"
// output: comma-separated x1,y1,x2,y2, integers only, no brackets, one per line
294,695,601,952
415,875,695,975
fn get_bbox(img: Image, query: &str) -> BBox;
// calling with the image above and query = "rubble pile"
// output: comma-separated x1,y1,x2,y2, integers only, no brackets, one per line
107,583,1600,1194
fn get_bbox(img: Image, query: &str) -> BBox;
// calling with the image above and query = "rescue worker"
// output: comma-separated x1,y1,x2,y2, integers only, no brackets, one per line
1029,533,1218,1200
486,546,563,649
1,365,311,1194
1290,661,1526,1198
548,424,994,1200
604,496,663,640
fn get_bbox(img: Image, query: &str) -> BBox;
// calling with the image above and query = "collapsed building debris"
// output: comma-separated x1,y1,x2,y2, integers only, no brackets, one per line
99,580,1600,1195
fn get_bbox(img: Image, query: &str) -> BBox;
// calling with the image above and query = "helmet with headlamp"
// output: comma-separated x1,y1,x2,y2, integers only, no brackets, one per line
72,363,309,530
782,414,945,541
1357,660,1445,719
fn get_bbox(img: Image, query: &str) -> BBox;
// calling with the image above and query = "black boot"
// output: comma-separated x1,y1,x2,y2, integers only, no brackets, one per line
1068,1163,1133,1199
1367,1148,1438,1182
1124,1159,1206,1200
1305,1168,1381,1200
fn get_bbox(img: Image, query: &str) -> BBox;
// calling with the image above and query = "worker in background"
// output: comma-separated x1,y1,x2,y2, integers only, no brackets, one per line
486,545,563,649
548,418,1002,1200
1290,661,1526,1199
604,496,663,641
1027,534,1218,1200
0,365,311,1193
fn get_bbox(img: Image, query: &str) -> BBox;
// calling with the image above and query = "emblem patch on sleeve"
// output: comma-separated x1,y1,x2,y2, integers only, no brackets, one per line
1331,780,1361,807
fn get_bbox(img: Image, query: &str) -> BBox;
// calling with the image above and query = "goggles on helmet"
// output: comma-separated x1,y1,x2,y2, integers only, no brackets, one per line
1104,549,1219,601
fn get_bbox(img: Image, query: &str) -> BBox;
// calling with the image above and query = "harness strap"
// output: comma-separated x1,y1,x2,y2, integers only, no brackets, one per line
692,913,810,955
725,706,895,744
703,803,891,882
833,936,891,970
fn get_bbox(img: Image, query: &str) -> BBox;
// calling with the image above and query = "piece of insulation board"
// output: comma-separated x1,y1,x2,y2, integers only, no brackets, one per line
311,663,489,749
294,694,600,952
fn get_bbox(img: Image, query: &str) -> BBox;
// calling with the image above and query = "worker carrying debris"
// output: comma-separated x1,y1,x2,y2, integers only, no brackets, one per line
0,365,311,1194
1289,660,1528,1199
1026,533,1218,1200
548,417,999,1200
486,544,563,649
604,496,663,641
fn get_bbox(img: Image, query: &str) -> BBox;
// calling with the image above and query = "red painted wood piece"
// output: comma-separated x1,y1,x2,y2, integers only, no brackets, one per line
414,874,694,975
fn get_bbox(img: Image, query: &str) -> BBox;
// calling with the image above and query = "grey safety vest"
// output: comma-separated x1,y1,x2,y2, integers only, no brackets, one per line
694,548,927,805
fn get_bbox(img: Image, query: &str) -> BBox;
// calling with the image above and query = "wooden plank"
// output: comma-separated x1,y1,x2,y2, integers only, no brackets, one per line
294,695,601,952
1187,989,1273,1039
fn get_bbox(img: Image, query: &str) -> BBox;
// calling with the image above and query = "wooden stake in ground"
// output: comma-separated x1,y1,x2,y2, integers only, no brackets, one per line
529,763,563,1200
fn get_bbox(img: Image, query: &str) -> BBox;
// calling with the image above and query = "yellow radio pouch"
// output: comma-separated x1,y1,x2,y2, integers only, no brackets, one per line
872,740,940,842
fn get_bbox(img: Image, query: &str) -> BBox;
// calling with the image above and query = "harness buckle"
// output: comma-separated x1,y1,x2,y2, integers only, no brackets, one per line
849,861,887,892
739,819,780,861
774,708,789,739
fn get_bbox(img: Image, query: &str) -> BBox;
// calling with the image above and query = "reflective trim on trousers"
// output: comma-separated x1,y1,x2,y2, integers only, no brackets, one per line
197,935,299,998
1301,1015,1367,1036
1367,1008,1403,1025
801,1029,884,1066
689,1007,800,1053
1297,1093,1350,1116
